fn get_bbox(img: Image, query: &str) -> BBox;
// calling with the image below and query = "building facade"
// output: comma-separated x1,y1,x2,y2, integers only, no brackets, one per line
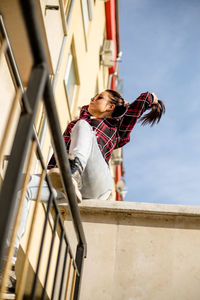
0,0,124,202
0,0,123,298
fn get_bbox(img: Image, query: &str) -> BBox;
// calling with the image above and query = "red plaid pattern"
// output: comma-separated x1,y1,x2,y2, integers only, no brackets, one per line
48,92,153,168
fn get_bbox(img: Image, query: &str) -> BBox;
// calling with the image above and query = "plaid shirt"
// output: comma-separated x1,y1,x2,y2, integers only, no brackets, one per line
48,92,153,168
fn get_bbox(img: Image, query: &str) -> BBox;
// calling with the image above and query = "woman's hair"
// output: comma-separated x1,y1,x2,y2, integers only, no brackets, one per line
106,89,126,117
106,89,165,125
140,99,166,126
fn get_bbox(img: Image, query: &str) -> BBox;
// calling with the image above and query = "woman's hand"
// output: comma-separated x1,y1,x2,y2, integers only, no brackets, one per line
151,92,158,105
124,100,130,108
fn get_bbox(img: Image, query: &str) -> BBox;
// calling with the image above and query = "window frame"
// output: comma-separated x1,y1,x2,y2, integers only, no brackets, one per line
64,46,80,113
81,0,93,34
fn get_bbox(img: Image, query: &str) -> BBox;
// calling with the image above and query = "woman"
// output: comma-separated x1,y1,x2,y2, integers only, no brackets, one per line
48,90,165,202
6,90,165,295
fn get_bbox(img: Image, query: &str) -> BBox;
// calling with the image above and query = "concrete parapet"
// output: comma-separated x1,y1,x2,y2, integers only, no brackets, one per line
65,200,200,300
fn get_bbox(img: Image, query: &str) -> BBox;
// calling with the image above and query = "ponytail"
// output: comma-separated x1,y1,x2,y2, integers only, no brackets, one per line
106,89,166,125
140,100,166,126
106,89,127,117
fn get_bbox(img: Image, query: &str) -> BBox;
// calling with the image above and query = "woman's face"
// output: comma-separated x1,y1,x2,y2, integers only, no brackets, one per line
88,91,113,115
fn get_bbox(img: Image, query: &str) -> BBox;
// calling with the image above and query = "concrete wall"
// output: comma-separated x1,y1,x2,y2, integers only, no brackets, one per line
65,200,200,300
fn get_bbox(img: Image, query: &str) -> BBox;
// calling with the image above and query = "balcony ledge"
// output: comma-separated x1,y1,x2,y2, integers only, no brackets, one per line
77,199,200,218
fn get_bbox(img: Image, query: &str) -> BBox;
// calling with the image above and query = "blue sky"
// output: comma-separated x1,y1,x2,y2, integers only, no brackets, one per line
119,0,200,205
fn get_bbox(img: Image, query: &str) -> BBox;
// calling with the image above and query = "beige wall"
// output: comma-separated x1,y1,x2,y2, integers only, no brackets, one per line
52,0,108,128
0,51,22,178
0,2,123,296
0,0,111,168
65,200,200,300
16,202,61,298
0,0,109,133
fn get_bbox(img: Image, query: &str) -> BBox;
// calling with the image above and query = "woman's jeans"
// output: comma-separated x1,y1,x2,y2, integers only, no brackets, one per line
12,120,113,264
70,119,113,199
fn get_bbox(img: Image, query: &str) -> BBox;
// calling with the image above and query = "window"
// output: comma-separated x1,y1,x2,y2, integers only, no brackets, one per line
81,0,93,33
64,49,78,110
64,0,74,27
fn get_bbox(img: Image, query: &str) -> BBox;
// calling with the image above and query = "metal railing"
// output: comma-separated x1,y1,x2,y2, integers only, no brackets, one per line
0,0,87,298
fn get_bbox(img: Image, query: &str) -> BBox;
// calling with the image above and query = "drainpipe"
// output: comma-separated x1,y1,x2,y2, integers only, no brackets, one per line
105,0,123,201
109,55,122,201
115,165,121,201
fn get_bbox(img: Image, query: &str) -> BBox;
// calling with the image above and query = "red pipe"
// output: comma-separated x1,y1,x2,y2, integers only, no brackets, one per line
105,0,117,74
115,165,122,201
105,0,122,200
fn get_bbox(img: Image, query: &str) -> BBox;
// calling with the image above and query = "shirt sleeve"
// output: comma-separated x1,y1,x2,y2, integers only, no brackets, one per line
116,92,153,148
79,105,90,118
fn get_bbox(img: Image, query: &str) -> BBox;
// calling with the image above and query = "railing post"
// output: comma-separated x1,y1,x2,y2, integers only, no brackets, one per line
73,244,85,300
